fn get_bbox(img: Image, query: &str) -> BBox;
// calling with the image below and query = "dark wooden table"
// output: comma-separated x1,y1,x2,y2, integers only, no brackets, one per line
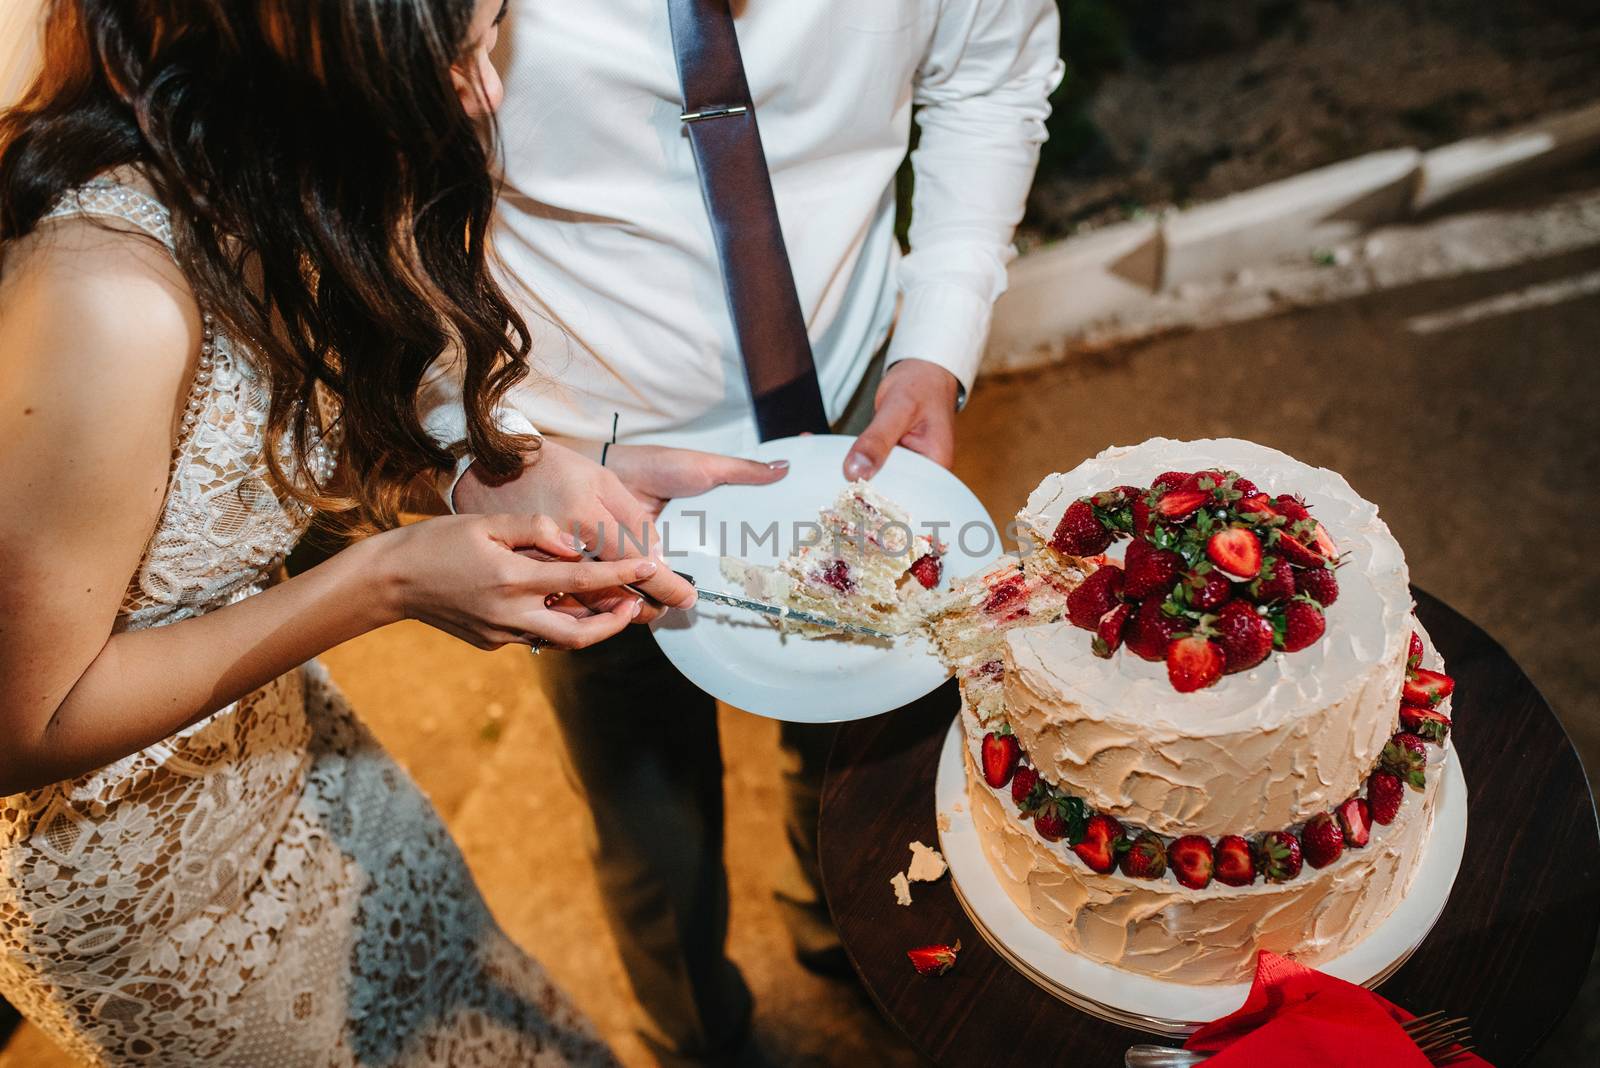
820,589,1600,1066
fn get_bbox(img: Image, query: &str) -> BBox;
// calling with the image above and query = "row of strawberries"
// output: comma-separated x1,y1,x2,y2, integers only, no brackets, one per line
1052,469,1342,692
977,631,1457,889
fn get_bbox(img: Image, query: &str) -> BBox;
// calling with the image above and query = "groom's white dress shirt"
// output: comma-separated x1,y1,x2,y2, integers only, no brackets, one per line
422,0,1062,459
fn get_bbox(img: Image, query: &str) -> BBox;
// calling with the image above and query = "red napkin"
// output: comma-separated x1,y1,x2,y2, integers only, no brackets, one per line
1185,951,1492,1067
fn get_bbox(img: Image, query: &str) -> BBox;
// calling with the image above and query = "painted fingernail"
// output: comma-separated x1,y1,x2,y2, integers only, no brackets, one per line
767,459,790,472
565,534,586,552
631,597,644,617
635,560,658,578
844,453,873,480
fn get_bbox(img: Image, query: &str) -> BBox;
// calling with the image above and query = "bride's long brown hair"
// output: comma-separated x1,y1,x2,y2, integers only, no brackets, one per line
0,0,536,529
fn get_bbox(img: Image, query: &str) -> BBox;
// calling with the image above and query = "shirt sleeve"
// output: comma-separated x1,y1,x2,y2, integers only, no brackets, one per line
417,349,540,512
885,0,1064,400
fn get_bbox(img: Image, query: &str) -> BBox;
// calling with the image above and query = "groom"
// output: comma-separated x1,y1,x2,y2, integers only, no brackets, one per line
426,1,1060,1062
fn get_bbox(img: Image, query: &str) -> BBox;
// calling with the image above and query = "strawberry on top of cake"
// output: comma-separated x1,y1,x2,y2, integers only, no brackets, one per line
1049,468,1343,693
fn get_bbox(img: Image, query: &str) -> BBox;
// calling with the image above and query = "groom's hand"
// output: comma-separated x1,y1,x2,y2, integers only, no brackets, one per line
596,443,790,519
843,358,960,480
453,439,696,621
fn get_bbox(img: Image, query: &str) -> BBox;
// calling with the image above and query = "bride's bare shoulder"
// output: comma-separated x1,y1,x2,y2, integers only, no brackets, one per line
0,207,200,398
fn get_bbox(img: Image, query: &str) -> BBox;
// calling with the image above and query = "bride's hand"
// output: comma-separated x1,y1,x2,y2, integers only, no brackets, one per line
373,513,658,650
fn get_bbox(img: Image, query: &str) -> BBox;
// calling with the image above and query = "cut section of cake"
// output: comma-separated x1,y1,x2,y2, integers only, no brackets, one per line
722,479,946,637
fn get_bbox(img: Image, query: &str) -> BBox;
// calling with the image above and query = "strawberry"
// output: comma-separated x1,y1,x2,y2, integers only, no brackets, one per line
980,573,1029,616
1189,570,1233,611
1280,599,1326,652
1092,602,1133,658
819,559,855,593
1301,812,1345,869
1367,771,1404,825
1073,813,1125,874
1119,831,1167,880
1166,635,1225,692
1407,631,1425,671
1052,499,1113,556
1066,563,1124,631
981,731,1020,788
1258,831,1303,882
909,552,943,590
1010,765,1041,810
1182,469,1230,494
1130,497,1154,537
1152,471,1193,493
1273,494,1311,523
1400,704,1452,744
1232,476,1260,497
1248,557,1296,604
1273,530,1328,568
1126,596,1185,662
1382,734,1428,789
907,940,961,976
1213,835,1257,886
1336,797,1372,848
1214,600,1274,674
1033,794,1087,843
1309,521,1338,560
1296,565,1339,605
1123,538,1183,600
1206,527,1263,579
1235,493,1278,519
1402,669,1455,708
1168,835,1214,889
1155,488,1211,520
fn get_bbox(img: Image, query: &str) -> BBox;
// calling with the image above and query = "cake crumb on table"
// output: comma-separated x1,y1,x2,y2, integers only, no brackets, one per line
907,841,947,883
891,871,913,906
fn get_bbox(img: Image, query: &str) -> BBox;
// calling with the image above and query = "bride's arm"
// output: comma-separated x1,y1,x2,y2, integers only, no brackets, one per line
0,223,650,795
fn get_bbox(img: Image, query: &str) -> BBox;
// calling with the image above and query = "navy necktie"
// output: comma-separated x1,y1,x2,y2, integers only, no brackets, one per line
666,0,830,442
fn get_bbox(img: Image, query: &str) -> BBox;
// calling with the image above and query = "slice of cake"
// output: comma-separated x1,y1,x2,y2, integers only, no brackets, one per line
723,479,946,637
925,555,1072,727
956,438,1458,985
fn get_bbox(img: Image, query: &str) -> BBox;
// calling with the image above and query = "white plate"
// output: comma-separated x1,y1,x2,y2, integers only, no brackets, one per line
649,434,1000,723
934,716,1469,1034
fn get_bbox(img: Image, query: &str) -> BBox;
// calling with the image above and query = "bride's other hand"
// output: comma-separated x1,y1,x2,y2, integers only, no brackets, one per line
374,513,658,650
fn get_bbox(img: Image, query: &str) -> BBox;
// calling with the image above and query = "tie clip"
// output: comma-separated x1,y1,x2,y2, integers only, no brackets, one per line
680,104,749,123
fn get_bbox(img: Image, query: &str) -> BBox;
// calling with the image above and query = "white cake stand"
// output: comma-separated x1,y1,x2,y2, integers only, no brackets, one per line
934,716,1469,1036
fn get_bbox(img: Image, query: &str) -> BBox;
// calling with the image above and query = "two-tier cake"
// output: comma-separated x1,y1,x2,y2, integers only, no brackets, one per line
931,438,1458,984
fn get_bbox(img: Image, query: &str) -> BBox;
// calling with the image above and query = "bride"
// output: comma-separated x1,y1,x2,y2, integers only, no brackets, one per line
0,0,688,1063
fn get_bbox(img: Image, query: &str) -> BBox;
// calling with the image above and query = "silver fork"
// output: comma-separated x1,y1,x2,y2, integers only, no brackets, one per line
1124,1010,1474,1066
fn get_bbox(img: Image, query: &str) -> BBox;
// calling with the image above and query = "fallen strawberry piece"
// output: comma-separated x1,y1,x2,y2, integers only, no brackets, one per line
1400,703,1452,744
1402,668,1455,708
1206,526,1263,579
908,552,943,590
1166,635,1225,692
1092,602,1133,658
907,940,961,976
1155,488,1211,520
1073,813,1125,874
1301,812,1344,869
1214,835,1257,886
1169,835,1214,889
1052,499,1114,556
981,731,1020,788
1336,797,1372,848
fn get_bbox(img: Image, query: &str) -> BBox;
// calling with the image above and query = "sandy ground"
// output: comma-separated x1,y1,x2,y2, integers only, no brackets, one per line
6,220,1600,1067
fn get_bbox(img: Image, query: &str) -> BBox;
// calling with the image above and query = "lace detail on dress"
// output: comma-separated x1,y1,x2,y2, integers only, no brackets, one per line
0,181,614,1067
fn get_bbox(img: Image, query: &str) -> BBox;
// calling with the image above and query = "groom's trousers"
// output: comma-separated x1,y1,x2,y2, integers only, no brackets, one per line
533,354,961,1065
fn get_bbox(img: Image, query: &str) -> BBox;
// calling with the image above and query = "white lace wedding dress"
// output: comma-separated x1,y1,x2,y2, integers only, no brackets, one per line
0,181,616,1067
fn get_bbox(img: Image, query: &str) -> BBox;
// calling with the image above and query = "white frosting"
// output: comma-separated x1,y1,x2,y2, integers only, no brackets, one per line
1006,438,1413,836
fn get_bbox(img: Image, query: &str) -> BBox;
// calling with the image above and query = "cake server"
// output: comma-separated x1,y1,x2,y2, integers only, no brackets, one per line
624,570,895,640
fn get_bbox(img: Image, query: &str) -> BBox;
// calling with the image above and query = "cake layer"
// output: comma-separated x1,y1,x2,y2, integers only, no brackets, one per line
1006,438,1413,837
964,738,1441,984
